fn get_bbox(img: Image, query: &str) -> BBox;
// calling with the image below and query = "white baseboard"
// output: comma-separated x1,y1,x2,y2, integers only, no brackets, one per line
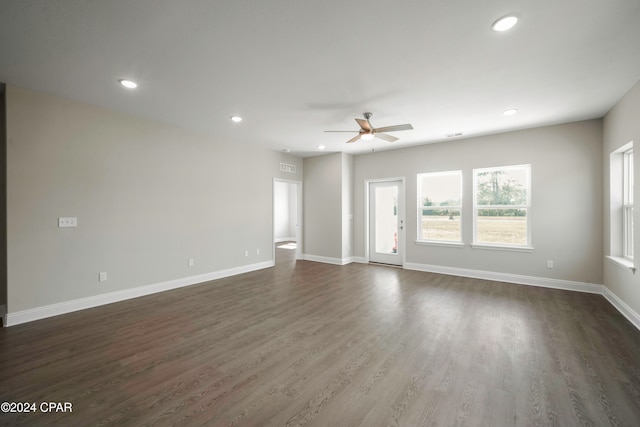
302,254,353,266
3,261,274,327
351,257,367,264
601,286,640,331
404,262,604,294
275,237,296,243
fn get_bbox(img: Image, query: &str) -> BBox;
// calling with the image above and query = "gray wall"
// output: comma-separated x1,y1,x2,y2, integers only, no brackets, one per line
353,120,603,284
341,153,354,259
5,85,302,313
603,80,640,315
303,153,343,259
303,152,354,262
0,84,6,312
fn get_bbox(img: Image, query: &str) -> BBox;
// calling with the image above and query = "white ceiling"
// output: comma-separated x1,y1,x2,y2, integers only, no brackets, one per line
1,0,639,157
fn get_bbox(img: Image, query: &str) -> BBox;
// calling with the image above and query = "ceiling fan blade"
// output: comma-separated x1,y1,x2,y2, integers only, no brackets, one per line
346,134,362,143
355,118,371,131
374,133,398,142
373,124,413,133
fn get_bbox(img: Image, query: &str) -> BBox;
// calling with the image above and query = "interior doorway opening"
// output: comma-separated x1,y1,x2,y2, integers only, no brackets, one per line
273,179,302,263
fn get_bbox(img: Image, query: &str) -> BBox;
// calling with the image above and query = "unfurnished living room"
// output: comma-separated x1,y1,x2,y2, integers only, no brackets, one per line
1,1,640,426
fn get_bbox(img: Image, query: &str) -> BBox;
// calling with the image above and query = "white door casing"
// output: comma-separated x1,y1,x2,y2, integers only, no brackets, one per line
367,179,405,266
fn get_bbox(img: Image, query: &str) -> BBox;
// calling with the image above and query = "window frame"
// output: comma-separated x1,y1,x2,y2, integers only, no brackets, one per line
623,147,634,261
607,141,635,273
472,164,532,251
416,170,463,246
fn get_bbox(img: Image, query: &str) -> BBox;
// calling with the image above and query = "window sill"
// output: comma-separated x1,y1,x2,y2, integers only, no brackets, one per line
415,240,464,248
606,256,636,274
471,243,534,253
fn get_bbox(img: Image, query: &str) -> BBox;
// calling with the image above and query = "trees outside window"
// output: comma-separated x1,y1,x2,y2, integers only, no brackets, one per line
473,165,531,247
417,171,462,243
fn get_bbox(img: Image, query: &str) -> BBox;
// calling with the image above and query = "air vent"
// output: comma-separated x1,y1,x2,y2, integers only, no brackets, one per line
280,163,296,173
446,132,463,138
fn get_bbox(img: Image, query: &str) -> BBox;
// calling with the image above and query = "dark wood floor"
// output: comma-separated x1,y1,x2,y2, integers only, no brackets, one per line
1,245,640,426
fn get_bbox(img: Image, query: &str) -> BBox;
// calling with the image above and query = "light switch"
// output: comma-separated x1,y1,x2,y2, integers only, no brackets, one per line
59,217,78,227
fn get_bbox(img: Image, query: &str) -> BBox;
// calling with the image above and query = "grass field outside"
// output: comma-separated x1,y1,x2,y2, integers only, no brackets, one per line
421,216,461,241
421,215,527,244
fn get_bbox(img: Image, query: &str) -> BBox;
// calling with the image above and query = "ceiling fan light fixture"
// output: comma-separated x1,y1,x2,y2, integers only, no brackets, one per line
492,15,518,32
361,133,375,141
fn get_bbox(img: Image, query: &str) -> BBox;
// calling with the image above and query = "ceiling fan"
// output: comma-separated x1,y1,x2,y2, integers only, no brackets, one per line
325,112,413,143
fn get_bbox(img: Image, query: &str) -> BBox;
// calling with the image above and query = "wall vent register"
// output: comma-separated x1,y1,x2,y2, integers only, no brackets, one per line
280,163,296,173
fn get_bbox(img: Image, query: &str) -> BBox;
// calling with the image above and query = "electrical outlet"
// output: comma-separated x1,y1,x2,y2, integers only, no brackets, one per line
546,260,554,269
99,272,108,282
188,258,194,267
256,248,260,255
245,250,249,257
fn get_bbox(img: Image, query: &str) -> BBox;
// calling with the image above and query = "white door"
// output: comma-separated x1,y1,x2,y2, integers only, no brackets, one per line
369,180,404,266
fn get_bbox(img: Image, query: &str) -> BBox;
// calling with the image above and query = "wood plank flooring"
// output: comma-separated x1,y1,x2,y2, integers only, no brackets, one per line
1,245,640,426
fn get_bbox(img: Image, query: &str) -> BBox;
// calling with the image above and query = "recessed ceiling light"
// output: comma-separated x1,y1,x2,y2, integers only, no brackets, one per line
492,15,518,32
230,116,243,123
318,145,326,150
118,79,139,89
503,109,519,116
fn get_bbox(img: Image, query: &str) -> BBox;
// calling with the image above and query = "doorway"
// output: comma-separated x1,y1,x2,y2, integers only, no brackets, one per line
273,179,302,262
367,179,405,266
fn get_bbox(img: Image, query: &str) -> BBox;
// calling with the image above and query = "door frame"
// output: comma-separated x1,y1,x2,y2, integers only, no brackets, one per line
273,178,303,261
364,177,406,267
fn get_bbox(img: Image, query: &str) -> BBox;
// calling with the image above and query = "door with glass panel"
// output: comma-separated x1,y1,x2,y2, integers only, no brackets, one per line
369,180,404,265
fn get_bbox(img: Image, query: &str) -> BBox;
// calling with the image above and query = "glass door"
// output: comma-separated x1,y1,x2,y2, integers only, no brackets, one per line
369,180,404,265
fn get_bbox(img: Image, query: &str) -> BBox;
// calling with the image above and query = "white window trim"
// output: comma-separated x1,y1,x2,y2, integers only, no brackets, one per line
415,240,465,248
623,204,633,261
606,256,636,274
416,170,463,244
471,243,534,253
609,141,634,269
472,164,532,250
623,148,634,261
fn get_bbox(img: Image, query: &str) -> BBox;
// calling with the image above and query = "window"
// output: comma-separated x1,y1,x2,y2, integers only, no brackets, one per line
608,142,634,272
417,171,462,243
473,164,531,248
623,148,634,260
